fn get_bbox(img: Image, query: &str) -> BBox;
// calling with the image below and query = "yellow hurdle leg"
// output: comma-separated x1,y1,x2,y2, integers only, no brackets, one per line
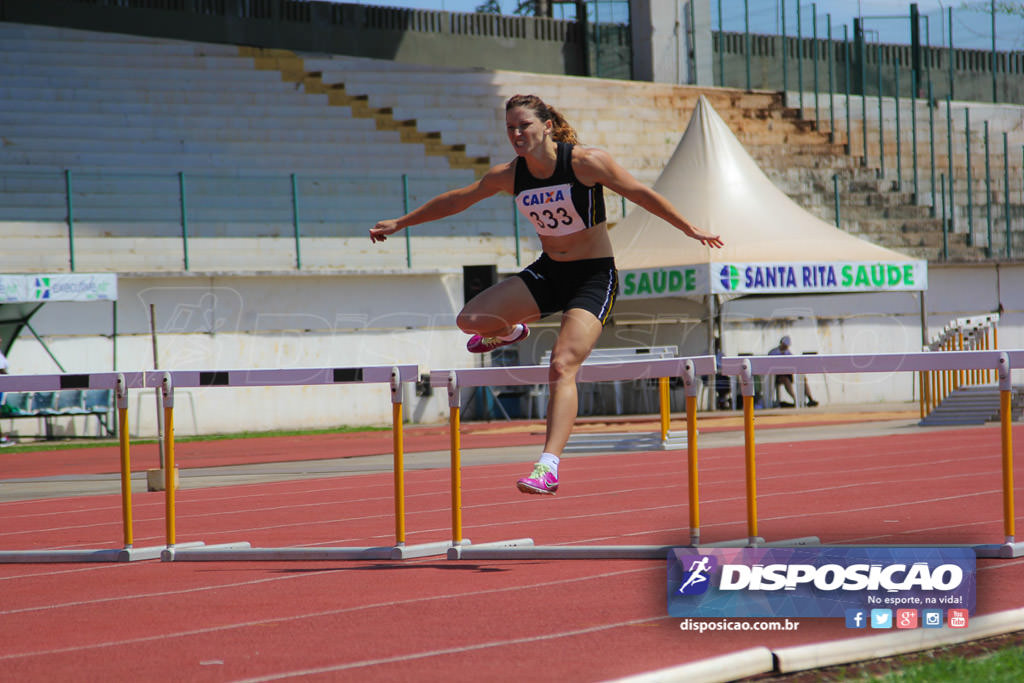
392,402,406,546
982,332,989,383
1001,390,1015,542
164,404,176,547
659,377,670,441
686,394,699,544
925,371,933,415
918,371,926,420
118,406,133,548
743,394,758,543
929,371,937,413
450,406,462,545
956,331,965,388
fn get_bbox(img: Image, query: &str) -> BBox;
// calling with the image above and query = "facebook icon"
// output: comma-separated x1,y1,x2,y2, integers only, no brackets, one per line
845,609,867,629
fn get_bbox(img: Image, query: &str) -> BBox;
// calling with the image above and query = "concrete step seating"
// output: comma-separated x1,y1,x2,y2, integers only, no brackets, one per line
0,110,365,133
0,21,474,183
1,85,333,106
0,51,254,68
919,384,1024,426
0,36,239,57
0,64,281,84
0,135,442,158
292,50,1021,260
3,122,395,145
2,20,1016,266
0,150,452,172
295,51,815,164
0,98,357,118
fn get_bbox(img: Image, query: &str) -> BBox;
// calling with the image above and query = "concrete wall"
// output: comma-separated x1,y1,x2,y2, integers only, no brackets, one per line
631,0,713,85
3,263,1021,439
3,272,467,437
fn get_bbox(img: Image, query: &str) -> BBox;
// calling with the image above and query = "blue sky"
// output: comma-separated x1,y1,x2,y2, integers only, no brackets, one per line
345,1,1024,50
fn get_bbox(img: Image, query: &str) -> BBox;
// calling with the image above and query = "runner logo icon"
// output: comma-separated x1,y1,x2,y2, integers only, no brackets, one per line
677,555,717,595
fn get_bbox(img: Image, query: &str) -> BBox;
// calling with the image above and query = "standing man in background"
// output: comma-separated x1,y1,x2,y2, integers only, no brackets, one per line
767,335,818,408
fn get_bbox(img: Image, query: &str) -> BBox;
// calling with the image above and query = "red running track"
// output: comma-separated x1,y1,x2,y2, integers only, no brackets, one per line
1,423,1022,682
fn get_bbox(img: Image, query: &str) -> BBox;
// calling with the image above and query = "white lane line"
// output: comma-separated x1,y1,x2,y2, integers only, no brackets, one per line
235,615,672,683
0,566,657,659
0,562,138,582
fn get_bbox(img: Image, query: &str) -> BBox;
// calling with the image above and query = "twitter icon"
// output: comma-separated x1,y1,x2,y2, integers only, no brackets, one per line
871,609,893,629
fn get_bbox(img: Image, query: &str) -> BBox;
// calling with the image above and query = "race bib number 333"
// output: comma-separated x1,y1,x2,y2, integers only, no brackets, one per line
517,182,587,237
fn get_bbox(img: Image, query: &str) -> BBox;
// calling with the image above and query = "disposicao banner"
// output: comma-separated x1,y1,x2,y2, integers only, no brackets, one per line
667,546,975,621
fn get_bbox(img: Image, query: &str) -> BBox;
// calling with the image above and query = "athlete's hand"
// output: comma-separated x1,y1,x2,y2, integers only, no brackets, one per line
697,233,724,248
370,219,401,243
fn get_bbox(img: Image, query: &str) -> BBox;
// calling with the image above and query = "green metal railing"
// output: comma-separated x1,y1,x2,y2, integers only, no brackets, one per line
3,169,525,272
712,1,1023,261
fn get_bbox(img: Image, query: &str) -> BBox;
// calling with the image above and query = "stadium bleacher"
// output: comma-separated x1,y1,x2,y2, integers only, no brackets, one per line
1,19,1019,273
0,22,518,272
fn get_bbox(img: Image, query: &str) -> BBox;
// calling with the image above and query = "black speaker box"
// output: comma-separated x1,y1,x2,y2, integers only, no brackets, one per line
463,264,497,304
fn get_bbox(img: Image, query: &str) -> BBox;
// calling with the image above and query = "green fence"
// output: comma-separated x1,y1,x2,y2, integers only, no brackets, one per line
709,1,1024,260
0,168,525,272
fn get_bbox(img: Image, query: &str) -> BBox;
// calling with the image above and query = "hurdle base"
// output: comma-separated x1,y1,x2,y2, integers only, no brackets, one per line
449,541,703,560
447,538,535,560
391,540,468,560
974,542,1024,559
678,536,821,549
163,540,459,562
0,541,205,564
692,537,764,548
562,430,688,453
161,542,253,561
752,536,822,548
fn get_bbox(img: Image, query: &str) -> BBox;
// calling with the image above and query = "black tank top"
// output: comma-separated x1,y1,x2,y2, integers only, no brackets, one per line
513,142,606,237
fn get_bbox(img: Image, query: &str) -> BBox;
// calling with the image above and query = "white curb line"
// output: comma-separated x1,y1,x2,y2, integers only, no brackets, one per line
603,647,774,683
773,607,1024,673
603,607,1024,683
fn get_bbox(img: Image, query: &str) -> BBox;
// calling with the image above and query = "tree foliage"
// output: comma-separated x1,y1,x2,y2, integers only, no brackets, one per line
959,1,1024,18
475,1,552,16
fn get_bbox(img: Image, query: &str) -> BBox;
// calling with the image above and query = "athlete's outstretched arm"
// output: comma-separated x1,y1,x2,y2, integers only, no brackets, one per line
573,147,724,248
370,162,514,243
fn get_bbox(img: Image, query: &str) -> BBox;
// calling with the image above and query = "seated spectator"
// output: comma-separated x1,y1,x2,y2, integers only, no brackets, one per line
767,335,818,407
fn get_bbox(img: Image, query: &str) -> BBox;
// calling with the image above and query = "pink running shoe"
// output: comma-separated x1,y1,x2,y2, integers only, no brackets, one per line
466,324,530,354
516,463,558,495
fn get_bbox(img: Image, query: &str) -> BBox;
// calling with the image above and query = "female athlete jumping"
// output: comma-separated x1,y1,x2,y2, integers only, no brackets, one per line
371,94,723,495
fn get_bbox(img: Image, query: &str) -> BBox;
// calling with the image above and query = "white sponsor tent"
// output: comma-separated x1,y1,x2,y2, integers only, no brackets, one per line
608,95,927,354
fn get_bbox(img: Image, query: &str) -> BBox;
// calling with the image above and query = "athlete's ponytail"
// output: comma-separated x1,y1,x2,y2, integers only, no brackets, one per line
505,94,580,145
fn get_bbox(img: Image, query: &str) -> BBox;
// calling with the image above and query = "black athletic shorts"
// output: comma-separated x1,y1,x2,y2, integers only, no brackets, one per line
515,253,618,326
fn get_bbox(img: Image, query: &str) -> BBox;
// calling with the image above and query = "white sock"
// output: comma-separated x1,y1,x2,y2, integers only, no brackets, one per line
497,323,524,341
538,452,559,475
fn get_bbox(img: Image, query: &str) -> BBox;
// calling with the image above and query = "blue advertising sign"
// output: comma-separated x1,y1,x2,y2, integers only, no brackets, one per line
667,547,975,619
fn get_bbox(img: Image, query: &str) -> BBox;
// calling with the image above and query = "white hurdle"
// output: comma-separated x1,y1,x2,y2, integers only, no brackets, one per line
153,365,459,561
0,370,203,562
0,365,457,562
719,349,1024,558
430,355,731,560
